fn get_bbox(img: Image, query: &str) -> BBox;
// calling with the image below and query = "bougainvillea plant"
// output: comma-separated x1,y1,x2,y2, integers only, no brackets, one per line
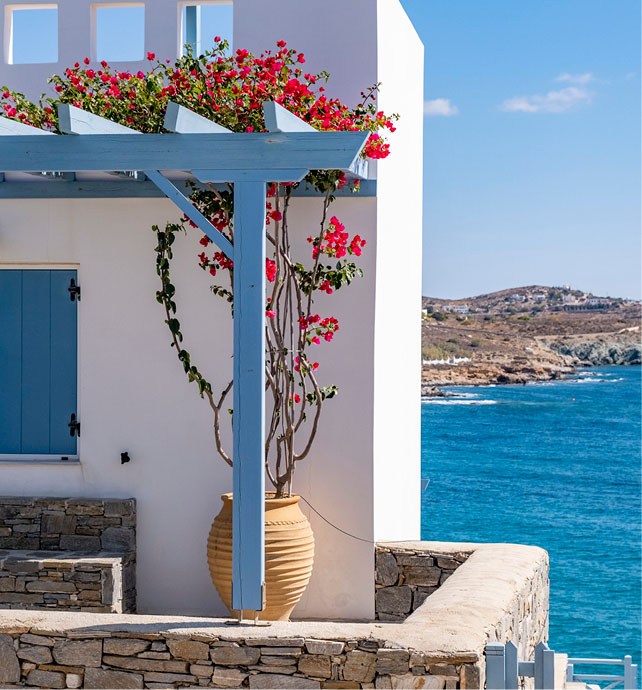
1,40,396,498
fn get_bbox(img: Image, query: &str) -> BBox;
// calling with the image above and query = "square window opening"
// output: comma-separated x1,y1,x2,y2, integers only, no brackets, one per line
93,3,145,62
6,5,58,65
180,2,232,57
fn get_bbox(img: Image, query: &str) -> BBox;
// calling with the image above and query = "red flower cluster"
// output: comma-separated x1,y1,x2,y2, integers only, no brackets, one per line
294,355,320,374
266,259,276,282
308,216,367,260
198,250,233,277
298,314,339,344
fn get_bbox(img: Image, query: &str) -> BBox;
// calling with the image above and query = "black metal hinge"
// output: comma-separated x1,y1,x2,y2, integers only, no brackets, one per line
68,413,80,437
68,278,81,302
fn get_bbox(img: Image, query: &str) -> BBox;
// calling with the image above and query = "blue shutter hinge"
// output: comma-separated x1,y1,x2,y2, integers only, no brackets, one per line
68,413,80,437
68,278,81,302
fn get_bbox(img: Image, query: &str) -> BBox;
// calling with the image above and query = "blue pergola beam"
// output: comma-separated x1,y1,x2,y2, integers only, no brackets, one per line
55,104,233,256
263,101,317,133
0,131,369,173
58,104,144,180
164,101,231,134
194,169,308,183
58,104,139,135
0,116,53,135
145,170,234,257
0,178,377,199
262,102,369,178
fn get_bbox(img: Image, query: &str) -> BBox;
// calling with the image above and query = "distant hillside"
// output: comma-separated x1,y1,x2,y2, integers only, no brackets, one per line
423,285,639,316
420,286,641,390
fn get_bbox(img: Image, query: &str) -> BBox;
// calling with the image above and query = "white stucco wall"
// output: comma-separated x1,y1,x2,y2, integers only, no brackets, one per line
0,0,183,100
372,0,423,541
0,0,422,620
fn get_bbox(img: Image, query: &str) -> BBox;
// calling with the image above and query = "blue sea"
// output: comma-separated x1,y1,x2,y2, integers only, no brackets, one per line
421,366,641,676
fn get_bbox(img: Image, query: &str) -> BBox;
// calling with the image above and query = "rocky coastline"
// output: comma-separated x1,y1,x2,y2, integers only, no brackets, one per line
421,328,641,396
545,330,641,366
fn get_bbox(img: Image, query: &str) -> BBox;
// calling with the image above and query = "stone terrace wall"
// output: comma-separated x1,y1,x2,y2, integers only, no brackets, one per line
0,541,549,689
0,552,135,614
0,627,478,689
404,542,550,688
375,545,469,621
0,498,136,554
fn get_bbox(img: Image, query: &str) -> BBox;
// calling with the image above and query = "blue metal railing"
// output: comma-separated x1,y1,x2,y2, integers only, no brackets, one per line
486,641,555,689
566,656,638,690
486,642,639,689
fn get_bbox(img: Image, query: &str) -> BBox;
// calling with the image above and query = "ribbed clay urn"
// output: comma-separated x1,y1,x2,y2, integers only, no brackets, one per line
207,492,315,621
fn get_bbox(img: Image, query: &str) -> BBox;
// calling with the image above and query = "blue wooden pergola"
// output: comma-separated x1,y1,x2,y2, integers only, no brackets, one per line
0,102,369,616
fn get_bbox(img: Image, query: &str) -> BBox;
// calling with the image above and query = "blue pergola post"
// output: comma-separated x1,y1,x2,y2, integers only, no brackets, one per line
231,181,266,613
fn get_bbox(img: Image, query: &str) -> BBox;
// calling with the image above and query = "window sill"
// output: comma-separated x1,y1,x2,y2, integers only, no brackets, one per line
0,457,80,466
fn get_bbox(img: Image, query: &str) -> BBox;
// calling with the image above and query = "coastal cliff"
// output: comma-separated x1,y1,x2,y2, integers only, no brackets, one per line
421,286,641,392
546,330,641,365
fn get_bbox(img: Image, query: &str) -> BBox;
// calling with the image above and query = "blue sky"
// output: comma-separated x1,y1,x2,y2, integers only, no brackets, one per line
9,2,640,298
400,0,640,299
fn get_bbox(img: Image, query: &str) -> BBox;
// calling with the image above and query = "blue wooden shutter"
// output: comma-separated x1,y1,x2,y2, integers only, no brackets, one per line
0,270,78,455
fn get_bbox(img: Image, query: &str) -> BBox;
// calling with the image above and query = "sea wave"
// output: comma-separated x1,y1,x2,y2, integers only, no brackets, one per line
421,399,498,405
572,377,624,383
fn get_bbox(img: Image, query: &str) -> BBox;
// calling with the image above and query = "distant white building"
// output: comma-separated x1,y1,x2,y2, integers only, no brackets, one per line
442,304,469,314
450,304,469,314
509,293,525,302
532,294,546,302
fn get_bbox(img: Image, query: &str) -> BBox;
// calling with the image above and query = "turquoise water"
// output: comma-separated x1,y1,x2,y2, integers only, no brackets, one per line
421,366,641,673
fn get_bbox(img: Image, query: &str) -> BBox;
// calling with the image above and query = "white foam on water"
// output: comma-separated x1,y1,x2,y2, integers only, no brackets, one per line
573,377,623,383
422,399,498,406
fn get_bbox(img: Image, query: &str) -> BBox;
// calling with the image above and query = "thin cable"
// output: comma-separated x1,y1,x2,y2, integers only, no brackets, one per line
299,495,420,545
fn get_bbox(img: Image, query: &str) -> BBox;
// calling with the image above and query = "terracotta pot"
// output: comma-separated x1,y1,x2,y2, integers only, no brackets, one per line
207,492,314,621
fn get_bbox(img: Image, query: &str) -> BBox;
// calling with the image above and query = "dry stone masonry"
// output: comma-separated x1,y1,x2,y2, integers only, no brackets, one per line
375,545,469,621
0,498,136,553
0,628,480,689
0,552,135,614
0,542,548,690
0,498,136,614
0,540,550,689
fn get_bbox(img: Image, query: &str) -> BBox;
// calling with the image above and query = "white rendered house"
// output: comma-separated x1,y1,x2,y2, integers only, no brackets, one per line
0,0,423,620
